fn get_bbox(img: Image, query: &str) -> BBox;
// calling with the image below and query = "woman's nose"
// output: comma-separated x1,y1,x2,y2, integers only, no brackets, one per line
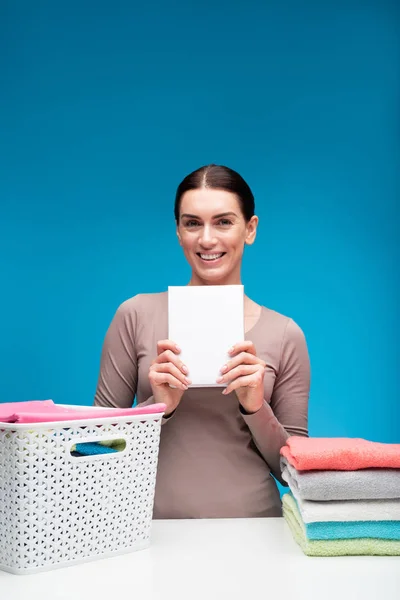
199,226,217,247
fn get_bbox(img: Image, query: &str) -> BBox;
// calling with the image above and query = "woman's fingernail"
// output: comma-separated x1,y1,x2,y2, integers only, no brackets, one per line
228,347,235,354
182,365,188,374
175,345,181,352
220,365,228,373
185,378,191,385
222,388,228,395
216,377,223,383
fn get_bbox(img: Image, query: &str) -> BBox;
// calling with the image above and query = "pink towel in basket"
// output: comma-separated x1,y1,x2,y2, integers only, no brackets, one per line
0,400,55,421
0,400,55,414
0,400,166,423
280,436,400,471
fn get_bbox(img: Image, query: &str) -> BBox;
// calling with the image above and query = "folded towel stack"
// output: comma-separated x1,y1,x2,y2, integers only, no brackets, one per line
280,436,400,556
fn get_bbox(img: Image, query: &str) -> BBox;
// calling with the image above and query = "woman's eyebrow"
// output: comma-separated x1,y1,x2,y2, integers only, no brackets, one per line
213,212,238,218
181,212,238,219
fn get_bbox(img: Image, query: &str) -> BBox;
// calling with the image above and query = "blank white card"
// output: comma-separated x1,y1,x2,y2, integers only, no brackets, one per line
168,285,244,387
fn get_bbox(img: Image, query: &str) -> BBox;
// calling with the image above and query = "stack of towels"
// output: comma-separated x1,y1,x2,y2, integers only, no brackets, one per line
280,436,400,556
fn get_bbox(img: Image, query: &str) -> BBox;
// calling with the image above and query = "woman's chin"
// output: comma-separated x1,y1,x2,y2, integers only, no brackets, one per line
192,269,234,286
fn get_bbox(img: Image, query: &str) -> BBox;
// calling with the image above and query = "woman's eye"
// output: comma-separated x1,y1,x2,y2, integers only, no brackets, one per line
183,219,231,228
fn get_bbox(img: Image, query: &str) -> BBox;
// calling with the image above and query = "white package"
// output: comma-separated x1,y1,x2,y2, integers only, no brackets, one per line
168,285,244,387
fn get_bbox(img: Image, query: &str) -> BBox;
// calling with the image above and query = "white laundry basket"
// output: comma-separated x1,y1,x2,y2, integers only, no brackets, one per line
0,405,164,574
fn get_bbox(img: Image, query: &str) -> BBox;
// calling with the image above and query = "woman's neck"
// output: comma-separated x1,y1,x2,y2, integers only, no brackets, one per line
187,274,242,287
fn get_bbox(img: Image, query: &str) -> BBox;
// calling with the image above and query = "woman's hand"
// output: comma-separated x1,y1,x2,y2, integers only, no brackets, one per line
149,340,191,416
216,341,266,414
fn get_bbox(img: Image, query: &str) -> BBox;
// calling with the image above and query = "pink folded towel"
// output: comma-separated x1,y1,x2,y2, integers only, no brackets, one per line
280,436,400,471
0,400,166,423
0,400,54,415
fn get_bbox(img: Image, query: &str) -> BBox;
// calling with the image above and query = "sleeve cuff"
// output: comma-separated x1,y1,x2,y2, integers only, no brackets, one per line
240,399,273,423
139,396,176,425
162,409,176,424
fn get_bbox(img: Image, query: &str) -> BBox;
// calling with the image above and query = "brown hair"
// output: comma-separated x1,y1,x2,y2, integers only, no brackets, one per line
174,164,255,223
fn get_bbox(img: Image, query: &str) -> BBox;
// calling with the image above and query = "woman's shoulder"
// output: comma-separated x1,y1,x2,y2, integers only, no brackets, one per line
258,305,306,342
116,291,168,318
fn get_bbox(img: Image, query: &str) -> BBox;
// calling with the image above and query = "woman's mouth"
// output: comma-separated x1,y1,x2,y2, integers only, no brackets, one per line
196,252,226,264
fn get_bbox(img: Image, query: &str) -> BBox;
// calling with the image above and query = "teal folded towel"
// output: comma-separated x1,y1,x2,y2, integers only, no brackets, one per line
307,519,400,540
74,442,118,456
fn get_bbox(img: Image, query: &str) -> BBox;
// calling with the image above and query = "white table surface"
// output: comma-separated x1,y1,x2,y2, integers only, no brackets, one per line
1,518,399,600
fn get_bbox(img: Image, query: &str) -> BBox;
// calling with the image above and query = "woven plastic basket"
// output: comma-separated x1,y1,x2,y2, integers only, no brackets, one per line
0,405,164,574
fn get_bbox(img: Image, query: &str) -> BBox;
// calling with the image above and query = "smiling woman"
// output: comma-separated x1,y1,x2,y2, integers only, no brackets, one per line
94,164,311,519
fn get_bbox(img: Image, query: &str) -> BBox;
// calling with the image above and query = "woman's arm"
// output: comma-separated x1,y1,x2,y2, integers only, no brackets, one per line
241,319,310,484
94,299,179,420
94,301,139,409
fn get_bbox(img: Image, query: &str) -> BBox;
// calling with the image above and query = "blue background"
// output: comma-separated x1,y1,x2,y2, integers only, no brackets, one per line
1,1,399,442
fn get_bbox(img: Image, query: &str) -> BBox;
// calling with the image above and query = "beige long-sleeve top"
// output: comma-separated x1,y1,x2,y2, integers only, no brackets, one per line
94,291,310,519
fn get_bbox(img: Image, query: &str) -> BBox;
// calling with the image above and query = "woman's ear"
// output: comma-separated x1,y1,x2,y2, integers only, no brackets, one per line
245,215,258,246
176,227,182,245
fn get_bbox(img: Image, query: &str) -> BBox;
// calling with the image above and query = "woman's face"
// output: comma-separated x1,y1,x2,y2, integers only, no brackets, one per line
177,188,258,286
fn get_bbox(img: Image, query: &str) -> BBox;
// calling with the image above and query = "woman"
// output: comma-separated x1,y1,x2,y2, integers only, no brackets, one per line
94,164,310,519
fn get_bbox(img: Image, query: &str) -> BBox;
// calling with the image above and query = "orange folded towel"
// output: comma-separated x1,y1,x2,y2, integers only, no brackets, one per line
280,436,400,471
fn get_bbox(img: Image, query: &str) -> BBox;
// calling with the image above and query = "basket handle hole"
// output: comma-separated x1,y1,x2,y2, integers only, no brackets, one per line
71,439,126,457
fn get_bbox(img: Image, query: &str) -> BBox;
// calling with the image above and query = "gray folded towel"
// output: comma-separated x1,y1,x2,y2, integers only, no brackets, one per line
280,456,400,501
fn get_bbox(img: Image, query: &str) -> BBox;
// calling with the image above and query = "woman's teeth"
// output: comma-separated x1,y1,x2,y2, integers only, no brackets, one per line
199,253,224,261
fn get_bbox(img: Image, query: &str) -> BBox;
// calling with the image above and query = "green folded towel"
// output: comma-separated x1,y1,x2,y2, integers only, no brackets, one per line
282,493,400,556
99,439,126,452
